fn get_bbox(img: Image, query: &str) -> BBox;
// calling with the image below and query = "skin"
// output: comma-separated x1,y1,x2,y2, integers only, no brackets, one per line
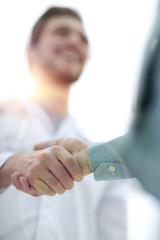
0,15,90,196
12,138,92,196
28,16,88,85
33,137,92,177
2,146,83,196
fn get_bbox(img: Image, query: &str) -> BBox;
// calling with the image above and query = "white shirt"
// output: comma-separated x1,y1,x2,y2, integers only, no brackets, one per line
0,99,128,240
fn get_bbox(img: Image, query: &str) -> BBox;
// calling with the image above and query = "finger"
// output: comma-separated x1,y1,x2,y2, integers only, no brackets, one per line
34,178,56,196
19,176,30,191
20,176,40,197
11,172,24,190
11,173,18,187
11,173,40,197
29,185,43,197
33,138,63,150
39,170,65,194
55,147,83,182
47,148,75,190
11,176,19,190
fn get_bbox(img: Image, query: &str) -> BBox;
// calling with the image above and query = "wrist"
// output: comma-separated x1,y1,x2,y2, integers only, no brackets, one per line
0,153,20,187
77,142,92,176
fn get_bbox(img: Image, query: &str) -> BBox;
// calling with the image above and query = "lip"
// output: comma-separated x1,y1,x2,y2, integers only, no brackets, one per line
55,48,82,63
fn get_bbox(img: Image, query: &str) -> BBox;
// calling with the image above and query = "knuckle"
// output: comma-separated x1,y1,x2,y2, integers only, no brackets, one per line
39,152,48,161
51,145,62,155
30,161,40,173
49,146,59,157
65,156,73,167
58,171,67,181
51,145,59,151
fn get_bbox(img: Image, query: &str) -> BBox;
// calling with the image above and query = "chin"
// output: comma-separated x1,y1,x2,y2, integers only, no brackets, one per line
62,73,80,84
54,66,82,84
57,70,81,84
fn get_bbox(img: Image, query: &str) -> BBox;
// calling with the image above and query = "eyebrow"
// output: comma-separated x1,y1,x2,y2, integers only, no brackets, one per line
53,25,88,44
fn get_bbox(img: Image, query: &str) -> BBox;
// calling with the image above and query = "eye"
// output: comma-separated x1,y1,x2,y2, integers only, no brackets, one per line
54,28,69,37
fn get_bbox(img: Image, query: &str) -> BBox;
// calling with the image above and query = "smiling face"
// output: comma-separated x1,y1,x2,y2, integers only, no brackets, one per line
29,16,89,84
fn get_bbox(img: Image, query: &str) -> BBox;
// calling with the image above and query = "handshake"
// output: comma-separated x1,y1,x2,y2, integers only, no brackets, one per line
4,138,92,196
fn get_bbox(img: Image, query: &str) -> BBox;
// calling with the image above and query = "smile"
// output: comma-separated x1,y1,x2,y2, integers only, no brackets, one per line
55,49,81,62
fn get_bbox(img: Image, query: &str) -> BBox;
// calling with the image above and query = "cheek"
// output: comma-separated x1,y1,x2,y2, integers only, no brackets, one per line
82,47,89,62
38,37,56,53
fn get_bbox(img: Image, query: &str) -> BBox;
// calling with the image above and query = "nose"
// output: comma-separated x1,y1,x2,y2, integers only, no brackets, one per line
67,33,84,48
64,32,88,60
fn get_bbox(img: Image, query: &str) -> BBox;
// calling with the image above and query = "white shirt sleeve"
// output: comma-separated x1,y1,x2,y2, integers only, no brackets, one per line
0,103,27,193
0,152,14,194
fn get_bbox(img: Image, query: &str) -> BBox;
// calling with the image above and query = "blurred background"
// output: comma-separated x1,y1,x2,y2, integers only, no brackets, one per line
0,0,160,239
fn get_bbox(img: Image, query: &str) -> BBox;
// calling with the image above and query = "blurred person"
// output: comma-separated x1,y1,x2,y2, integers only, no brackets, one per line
0,7,128,240
15,2,160,202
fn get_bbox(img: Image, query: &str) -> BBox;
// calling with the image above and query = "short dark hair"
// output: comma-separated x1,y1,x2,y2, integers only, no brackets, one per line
30,7,82,47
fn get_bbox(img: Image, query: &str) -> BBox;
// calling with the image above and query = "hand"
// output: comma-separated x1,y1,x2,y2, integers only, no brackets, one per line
2,145,83,196
34,137,92,176
11,172,40,197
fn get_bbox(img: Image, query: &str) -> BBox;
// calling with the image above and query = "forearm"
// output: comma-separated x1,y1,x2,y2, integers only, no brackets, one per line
0,152,26,187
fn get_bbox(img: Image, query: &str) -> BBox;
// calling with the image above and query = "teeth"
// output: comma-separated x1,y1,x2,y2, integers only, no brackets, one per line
59,51,79,61
62,54,74,60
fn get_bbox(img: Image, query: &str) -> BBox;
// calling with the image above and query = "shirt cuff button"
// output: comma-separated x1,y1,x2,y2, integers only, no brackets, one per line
109,165,116,174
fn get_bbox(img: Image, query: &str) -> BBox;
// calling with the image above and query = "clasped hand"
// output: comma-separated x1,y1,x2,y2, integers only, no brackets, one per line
11,138,92,196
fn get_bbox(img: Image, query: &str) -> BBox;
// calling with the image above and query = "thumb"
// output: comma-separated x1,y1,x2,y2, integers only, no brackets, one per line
33,138,64,150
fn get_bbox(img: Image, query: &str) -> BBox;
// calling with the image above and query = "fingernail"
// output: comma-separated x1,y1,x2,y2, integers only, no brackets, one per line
76,177,83,182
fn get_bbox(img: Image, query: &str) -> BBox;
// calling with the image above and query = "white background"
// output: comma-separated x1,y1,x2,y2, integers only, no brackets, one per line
0,0,160,239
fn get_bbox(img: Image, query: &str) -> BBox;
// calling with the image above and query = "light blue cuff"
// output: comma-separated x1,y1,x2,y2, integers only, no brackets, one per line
88,139,133,181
